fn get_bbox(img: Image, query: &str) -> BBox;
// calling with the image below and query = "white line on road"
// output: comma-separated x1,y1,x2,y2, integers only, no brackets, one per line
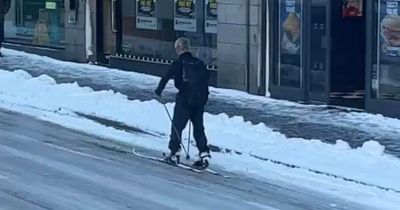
0,130,116,164
0,173,9,179
43,142,116,164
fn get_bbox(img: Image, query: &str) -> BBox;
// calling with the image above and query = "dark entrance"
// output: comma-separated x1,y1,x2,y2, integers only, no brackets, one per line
329,0,366,109
269,0,367,109
96,0,122,64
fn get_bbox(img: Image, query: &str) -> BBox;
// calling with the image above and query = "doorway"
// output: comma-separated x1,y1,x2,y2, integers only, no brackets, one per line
268,0,332,102
268,0,366,108
96,0,121,64
329,0,366,108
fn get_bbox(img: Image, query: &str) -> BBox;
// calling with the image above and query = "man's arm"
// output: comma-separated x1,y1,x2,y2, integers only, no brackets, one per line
154,62,177,96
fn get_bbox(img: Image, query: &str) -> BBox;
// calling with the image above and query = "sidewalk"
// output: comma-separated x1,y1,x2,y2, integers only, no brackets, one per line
1,48,400,158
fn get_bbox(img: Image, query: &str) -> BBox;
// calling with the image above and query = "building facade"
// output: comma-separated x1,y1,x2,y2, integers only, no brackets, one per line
3,0,400,118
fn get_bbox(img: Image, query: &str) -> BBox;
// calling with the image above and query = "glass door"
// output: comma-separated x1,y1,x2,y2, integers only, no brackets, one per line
269,0,307,101
269,0,330,102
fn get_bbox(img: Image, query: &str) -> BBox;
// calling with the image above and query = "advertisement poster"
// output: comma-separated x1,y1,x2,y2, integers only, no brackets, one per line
205,0,217,34
280,0,301,55
174,0,196,32
342,0,363,17
373,0,400,99
379,0,400,61
278,0,302,88
136,0,158,30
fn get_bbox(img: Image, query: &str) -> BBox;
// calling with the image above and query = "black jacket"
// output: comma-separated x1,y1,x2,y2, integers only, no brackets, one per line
156,52,197,94
155,52,209,106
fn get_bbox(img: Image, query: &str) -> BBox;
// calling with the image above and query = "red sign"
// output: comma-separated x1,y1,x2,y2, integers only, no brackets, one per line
342,0,363,17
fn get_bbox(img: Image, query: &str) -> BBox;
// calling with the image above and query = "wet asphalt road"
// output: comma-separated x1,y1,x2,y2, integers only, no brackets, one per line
0,109,376,210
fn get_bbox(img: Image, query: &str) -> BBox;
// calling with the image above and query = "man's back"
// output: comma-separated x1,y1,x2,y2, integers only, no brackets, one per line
170,52,209,105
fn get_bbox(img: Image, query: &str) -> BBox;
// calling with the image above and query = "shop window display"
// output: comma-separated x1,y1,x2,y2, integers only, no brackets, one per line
4,0,65,47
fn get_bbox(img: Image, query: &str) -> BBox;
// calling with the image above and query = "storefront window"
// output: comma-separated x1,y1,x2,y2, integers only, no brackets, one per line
277,0,303,88
4,0,65,47
121,0,217,67
373,0,400,100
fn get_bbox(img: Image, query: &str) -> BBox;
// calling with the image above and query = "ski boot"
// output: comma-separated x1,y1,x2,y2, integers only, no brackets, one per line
164,149,181,165
192,152,211,170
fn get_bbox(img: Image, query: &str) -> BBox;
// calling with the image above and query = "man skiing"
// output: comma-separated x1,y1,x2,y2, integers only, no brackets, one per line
154,37,211,169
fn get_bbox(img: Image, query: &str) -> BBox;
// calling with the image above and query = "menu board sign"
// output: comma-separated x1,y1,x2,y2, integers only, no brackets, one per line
136,0,158,30
174,0,197,32
205,0,217,33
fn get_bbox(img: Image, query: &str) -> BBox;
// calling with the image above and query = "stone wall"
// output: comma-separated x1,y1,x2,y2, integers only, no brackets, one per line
64,0,87,62
217,0,262,94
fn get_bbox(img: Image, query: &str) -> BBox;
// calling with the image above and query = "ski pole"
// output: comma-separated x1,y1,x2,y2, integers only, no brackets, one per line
187,122,191,158
162,103,190,159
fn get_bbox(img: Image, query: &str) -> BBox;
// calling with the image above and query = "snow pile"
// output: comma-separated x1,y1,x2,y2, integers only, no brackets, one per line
3,48,400,141
1,69,400,209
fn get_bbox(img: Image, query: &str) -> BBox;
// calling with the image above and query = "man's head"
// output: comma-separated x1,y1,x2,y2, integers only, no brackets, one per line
174,37,191,56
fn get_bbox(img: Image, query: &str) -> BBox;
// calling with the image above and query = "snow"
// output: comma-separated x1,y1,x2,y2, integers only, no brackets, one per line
1,68,400,209
0,174,8,179
329,203,338,208
3,47,400,143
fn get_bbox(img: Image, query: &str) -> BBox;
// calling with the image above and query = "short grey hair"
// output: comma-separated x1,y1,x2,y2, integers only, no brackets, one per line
175,37,191,51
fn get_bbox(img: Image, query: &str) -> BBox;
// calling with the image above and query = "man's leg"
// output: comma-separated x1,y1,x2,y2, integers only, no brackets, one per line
190,105,209,154
168,96,190,154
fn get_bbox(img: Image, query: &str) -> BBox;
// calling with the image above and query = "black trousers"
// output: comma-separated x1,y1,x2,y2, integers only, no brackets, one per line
169,94,209,154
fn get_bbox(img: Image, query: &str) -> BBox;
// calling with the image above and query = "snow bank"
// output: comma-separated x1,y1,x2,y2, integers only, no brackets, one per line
4,47,400,142
1,69,400,209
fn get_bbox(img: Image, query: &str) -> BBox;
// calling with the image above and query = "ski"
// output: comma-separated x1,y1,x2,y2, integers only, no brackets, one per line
132,149,230,178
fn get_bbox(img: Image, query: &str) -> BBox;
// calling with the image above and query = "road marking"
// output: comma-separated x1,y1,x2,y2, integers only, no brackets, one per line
0,130,116,164
43,142,116,164
0,173,9,179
